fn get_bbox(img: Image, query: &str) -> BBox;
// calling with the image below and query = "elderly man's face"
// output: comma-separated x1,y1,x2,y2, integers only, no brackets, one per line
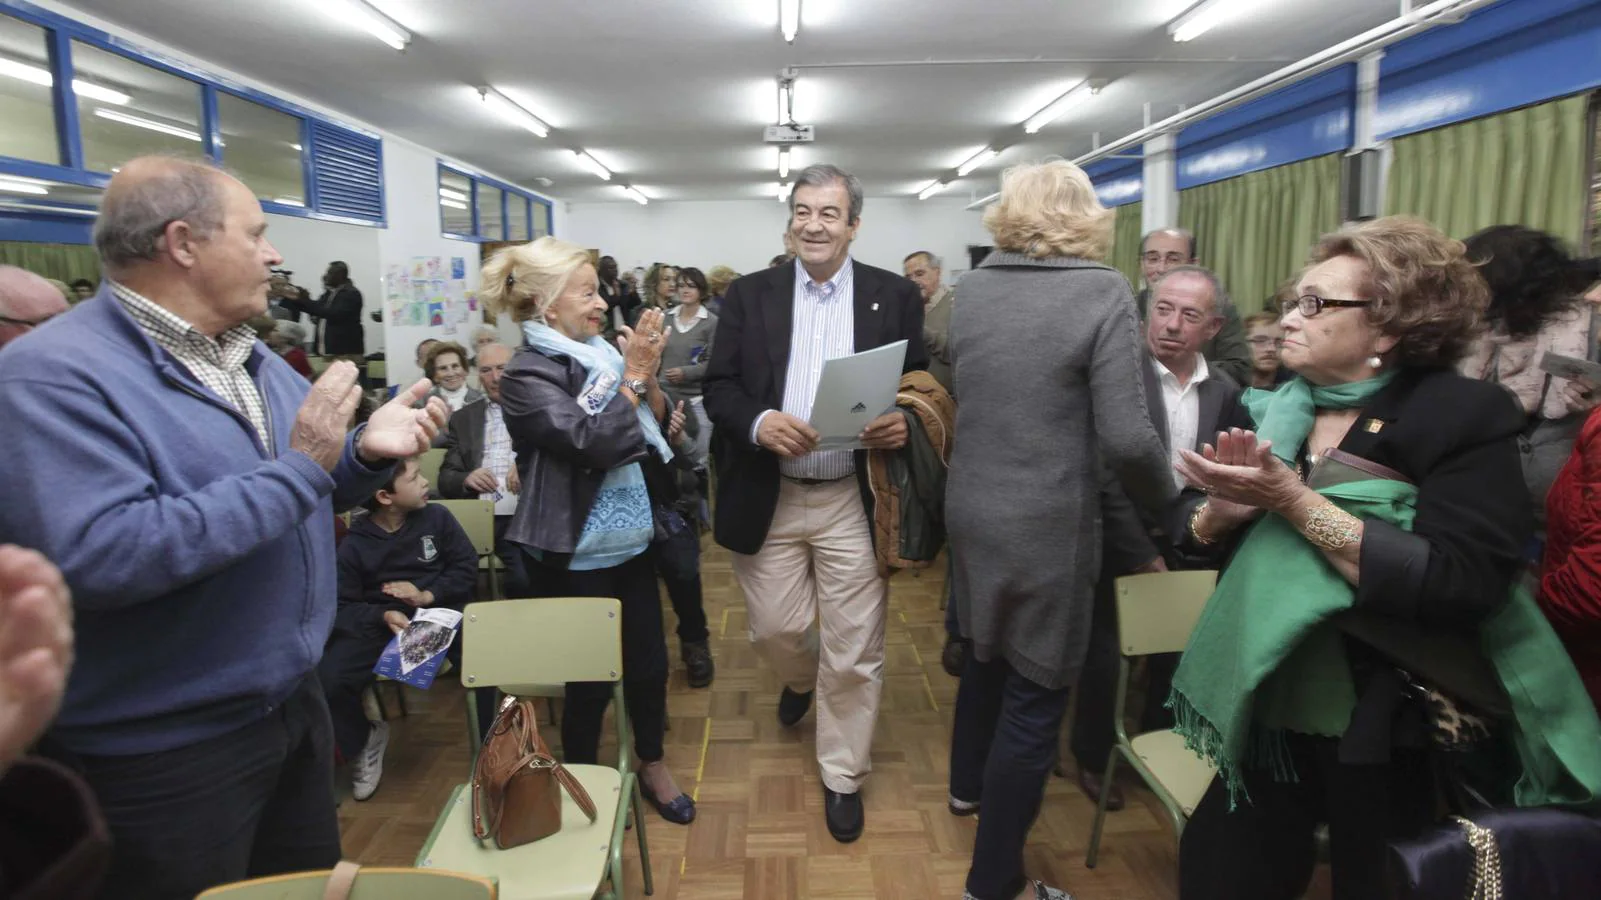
903,254,941,301
1141,231,1192,287
1146,272,1222,370
0,269,70,349
190,178,281,329
789,181,858,274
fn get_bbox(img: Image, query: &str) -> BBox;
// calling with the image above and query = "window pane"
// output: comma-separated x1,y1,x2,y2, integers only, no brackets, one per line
532,200,550,238
439,169,471,234
507,192,529,240
73,41,201,173
217,92,303,206
0,15,61,164
477,184,504,239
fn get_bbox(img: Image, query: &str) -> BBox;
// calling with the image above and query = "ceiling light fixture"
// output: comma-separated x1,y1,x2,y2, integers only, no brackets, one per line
1023,81,1101,134
776,77,794,124
0,179,49,196
956,147,998,177
0,57,130,104
622,186,649,205
779,0,801,43
93,108,200,141
329,0,411,50
917,180,949,201
478,87,549,138
776,182,792,203
441,198,468,210
1168,0,1258,43
438,187,469,202
573,150,612,181
777,147,791,179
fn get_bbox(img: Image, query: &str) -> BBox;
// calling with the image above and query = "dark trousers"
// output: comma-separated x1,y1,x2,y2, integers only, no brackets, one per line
1070,572,1177,771
316,630,392,761
525,548,668,763
950,656,1073,900
654,516,709,645
1180,732,1433,900
944,554,962,640
493,515,532,600
38,676,341,900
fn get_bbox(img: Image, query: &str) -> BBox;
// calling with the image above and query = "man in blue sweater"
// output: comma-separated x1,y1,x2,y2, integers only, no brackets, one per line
319,458,477,801
0,156,449,900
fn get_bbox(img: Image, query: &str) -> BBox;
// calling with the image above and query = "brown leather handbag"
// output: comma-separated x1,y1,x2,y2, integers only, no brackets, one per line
470,697,597,849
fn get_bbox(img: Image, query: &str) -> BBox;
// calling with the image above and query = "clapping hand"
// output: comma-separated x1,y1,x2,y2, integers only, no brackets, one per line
0,546,73,776
358,379,450,463
290,362,365,471
382,581,434,608
618,309,668,377
667,400,687,443
1175,429,1303,517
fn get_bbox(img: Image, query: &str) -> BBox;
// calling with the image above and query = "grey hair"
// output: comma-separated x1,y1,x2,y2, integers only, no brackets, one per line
904,250,942,269
94,157,228,271
1140,227,1197,260
1151,264,1232,316
274,319,307,343
788,164,864,224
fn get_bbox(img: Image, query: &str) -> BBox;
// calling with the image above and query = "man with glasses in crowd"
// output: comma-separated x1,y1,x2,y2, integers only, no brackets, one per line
0,265,69,350
1136,228,1251,384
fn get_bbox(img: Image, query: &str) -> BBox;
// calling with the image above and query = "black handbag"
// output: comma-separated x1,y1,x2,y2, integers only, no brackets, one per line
1386,807,1601,899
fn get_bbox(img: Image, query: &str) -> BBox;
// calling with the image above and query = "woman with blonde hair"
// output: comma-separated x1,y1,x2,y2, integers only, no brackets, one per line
945,159,1174,900
480,236,696,824
637,263,678,324
705,265,738,315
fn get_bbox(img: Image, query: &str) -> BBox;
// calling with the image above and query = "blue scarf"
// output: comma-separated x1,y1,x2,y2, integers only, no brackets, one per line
522,321,669,570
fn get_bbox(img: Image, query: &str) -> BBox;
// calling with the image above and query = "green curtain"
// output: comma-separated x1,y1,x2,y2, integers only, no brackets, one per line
1109,201,1144,289
1178,153,1342,316
0,242,100,286
1385,93,1591,246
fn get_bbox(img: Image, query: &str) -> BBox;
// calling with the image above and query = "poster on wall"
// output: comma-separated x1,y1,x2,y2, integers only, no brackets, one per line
394,255,474,335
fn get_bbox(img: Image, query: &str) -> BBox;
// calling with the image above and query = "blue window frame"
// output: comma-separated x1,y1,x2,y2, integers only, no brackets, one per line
437,162,553,243
0,0,385,228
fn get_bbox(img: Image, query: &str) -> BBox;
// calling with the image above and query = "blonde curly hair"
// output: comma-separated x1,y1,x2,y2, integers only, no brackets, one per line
479,237,593,323
983,159,1113,261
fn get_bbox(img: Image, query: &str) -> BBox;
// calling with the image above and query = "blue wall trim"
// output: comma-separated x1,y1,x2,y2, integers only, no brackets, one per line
1376,0,1601,139
0,210,94,244
1176,66,1354,189
438,161,555,241
1084,156,1143,207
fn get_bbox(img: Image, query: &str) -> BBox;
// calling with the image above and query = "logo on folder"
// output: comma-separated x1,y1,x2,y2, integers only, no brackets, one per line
850,402,867,413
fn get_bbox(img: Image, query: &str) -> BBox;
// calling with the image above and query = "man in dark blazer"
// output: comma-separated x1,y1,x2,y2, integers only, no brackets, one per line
1070,265,1245,810
283,261,364,358
703,164,927,844
436,343,529,600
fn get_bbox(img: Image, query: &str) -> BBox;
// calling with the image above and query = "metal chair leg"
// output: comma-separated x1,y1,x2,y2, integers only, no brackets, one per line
634,778,654,895
1085,747,1124,868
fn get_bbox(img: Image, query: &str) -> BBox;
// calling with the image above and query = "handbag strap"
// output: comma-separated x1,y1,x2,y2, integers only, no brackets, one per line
322,861,361,900
554,762,598,822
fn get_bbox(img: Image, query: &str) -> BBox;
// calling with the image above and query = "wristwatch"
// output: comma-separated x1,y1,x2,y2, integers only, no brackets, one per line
621,377,649,396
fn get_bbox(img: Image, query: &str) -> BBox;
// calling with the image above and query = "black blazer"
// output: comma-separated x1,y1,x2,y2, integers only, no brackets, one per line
702,260,928,555
1102,354,1245,574
437,399,490,500
284,284,364,356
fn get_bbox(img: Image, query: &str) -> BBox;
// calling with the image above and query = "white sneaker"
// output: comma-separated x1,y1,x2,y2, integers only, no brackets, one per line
351,721,389,801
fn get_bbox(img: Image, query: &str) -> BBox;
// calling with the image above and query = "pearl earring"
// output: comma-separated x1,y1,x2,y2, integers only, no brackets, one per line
1367,355,1382,370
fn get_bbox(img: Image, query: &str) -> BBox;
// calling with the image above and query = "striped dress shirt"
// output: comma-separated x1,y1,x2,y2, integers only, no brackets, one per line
769,258,857,480
111,281,271,449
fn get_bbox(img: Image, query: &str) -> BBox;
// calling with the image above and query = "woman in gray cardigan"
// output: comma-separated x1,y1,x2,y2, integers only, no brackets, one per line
945,160,1175,900
659,266,718,469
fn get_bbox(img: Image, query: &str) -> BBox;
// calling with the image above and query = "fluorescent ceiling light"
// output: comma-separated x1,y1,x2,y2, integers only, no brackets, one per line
478,87,549,138
917,180,949,201
1168,0,1257,43
622,186,649,206
441,198,468,210
573,150,612,181
779,0,800,43
776,78,794,124
0,57,130,105
438,187,468,202
777,147,791,179
776,182,792,203
0,180,49,196
1023,82,1096,134
328,0,411,50
94,108,201,141
956,147,998,177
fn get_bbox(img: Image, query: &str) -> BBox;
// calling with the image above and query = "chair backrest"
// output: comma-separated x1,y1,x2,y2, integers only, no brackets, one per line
462,596,623,689
368,359,387,384
416,448,447,495
1115,570,1218,657
432,498,495,556
197,867,495,899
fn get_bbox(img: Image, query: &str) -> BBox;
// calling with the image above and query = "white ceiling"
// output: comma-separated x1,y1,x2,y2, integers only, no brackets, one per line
61,0,1406,203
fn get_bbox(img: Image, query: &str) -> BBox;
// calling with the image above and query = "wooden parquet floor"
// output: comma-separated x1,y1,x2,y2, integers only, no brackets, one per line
337,536,1332,899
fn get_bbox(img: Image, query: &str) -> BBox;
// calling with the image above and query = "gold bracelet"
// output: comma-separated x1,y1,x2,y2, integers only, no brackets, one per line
1189,501,1218,546
1302,501,1362,550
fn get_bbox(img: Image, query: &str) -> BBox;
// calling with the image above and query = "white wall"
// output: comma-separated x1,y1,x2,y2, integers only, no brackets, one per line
263,213,383,353
560,198,992,281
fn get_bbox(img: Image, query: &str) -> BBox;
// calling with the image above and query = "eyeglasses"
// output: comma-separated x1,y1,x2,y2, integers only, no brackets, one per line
1280,294,1373,317
1142,251,1188,266
0,312,58,330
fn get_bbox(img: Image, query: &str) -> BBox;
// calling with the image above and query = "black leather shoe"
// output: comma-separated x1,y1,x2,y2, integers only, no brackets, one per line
823,786,864,843
777,688,813,727
681,640,715,688
940,637,969,677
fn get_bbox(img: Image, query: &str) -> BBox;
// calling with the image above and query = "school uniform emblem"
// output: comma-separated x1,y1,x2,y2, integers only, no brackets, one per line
420,535,438,561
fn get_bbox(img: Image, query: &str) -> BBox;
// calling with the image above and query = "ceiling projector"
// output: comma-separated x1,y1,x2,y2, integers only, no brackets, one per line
764,123,815,144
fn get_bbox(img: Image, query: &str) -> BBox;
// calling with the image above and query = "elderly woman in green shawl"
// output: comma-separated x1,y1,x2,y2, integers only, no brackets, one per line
1168,217,1601,900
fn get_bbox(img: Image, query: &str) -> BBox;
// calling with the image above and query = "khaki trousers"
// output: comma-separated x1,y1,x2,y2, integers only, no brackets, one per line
731,477,887,794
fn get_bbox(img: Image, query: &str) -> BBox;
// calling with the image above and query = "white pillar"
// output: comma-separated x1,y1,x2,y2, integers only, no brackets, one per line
1141,132,1178,235
1352,51,1383,150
